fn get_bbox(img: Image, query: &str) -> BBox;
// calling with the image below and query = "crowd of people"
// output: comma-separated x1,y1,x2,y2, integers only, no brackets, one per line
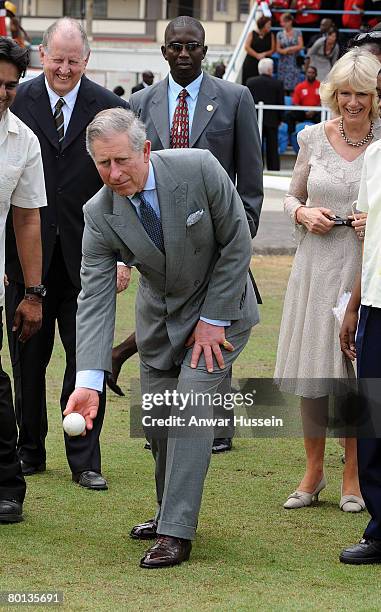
1,10,381,573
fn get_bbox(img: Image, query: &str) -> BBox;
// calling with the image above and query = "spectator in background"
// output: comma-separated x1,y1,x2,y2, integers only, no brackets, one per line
213,62,226,78
286,65,321,135
342,0,365,31
242,16,275,84
4,1,30,48
276,13,304,94
292,0,322,47
364,0,381,29
306,27,340,82
269,0,291,25
131,70,154,93
113,85,125,97
307,17,335,49
246,58,284,171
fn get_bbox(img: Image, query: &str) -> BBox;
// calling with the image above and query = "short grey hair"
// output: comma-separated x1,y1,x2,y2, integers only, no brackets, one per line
42,17,90,58
258,58,274,75
86,108,147,158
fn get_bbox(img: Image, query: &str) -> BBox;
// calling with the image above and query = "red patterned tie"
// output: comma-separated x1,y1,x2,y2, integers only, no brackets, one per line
170,89,189,148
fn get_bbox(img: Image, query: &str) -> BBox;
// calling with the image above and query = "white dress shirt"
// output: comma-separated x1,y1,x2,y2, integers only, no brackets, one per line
0,110,47,304
45,77,81,134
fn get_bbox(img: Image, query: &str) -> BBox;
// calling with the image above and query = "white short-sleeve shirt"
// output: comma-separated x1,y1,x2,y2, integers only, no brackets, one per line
0,109,47,303
356,139,381,308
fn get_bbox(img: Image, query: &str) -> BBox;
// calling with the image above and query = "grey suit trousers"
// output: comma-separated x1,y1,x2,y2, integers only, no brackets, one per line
140,326,251,540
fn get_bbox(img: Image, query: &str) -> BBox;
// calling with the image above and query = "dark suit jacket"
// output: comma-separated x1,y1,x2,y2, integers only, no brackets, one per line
246,75,284,128
7,74,129,288
129,72,263,238
131,82,145,94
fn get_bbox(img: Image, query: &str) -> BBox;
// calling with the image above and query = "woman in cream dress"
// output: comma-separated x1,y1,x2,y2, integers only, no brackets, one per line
275,49,381,512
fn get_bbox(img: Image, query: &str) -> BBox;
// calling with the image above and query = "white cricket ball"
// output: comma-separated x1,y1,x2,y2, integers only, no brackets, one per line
63,413,86,437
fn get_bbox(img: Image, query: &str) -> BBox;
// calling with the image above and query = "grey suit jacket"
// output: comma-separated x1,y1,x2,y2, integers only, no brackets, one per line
76,149,259,372
129,72,263,239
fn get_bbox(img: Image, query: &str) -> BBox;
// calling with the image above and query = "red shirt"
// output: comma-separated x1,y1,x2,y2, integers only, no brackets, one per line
294,0,321,25
269,0,290,23
342,0,365,29
292,79,321,106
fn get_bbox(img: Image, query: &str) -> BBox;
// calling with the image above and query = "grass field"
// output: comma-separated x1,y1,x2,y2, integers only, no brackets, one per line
1,256,380,612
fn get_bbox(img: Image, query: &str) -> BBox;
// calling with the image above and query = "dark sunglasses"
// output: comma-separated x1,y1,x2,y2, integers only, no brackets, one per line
355,30,381,42
166,42,203,53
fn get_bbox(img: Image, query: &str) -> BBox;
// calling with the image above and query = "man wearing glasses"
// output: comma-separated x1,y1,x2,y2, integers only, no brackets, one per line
108,17,263,458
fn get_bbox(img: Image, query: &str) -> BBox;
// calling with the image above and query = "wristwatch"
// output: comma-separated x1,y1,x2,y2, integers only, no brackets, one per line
25,284,47,298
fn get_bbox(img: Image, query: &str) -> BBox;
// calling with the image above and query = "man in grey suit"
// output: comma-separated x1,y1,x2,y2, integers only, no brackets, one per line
108,16,263,455
65,108,258,568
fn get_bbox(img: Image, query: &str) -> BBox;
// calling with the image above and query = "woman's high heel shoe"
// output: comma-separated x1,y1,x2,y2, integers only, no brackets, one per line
339,486,365,513
283,476,326,509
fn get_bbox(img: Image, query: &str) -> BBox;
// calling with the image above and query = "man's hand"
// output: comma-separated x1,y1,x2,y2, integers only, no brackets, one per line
296,207,336,234
64,388,100,435
185,320,234,373
340,308,359,361
117,265,132,293
12,298,42,342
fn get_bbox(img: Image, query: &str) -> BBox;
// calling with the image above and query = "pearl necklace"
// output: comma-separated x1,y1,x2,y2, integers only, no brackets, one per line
339,117,374,148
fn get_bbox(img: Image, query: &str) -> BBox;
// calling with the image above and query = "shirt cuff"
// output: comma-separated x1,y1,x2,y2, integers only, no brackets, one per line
200,317,231,327
76,370,104,391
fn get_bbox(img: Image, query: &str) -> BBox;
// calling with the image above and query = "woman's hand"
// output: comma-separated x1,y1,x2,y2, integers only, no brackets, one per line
296,206,336,234
348,212,367,242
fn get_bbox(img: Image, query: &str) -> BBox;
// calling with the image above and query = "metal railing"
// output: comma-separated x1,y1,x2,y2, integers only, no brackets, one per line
255,102,330,142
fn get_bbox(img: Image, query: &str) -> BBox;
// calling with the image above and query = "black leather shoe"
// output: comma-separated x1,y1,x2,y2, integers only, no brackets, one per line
130,518,157,540
140,535,192,568
340,538,381,564
20,460,46,476
72,471,108,490
144,442,151,451
0,500,23,523
212,438,232,453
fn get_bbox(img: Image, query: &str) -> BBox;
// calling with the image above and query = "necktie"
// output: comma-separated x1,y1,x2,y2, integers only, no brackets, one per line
54,98,65,147
170,89,189,148
136,192,165,253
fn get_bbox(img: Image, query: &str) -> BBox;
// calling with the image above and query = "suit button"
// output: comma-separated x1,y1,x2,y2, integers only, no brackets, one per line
194,280,200,287
194,248,201,254
57,187,62,194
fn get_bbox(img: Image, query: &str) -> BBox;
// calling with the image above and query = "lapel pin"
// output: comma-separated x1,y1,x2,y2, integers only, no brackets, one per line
206,104,213,112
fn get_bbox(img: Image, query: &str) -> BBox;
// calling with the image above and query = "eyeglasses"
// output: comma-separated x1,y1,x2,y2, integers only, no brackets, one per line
166,42,203,53
355,30,381,42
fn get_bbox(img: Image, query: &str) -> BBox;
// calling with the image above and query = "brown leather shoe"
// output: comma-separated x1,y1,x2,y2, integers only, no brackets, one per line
140,535,192,568
130,518,157,540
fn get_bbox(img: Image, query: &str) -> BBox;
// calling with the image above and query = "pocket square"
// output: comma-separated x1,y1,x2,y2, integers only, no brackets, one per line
186,209,204,227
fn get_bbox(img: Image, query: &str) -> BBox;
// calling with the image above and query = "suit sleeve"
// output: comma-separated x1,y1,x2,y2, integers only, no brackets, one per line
200,151,253,320
234,86,263,238
76,206,117,374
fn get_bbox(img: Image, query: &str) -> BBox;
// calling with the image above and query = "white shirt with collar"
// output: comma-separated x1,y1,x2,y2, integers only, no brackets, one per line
0,109,47,304
45,77,81,135
168,71,204,134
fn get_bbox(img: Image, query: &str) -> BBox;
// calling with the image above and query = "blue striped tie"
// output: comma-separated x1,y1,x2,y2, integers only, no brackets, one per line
136,192,165,253
54,98,65,148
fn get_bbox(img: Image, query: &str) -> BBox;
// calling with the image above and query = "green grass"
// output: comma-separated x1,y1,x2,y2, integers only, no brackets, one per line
1,256,380,612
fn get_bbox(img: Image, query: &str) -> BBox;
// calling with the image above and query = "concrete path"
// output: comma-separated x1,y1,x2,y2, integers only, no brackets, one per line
253,176,296,255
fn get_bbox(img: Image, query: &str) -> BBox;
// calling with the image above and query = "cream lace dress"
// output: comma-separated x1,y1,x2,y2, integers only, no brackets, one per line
274,121,381,398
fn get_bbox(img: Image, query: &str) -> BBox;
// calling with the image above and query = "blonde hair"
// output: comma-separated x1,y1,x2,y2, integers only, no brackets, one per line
320,48,380,120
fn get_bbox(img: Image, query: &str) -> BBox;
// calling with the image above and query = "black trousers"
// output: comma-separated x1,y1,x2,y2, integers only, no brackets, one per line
0,309,26,503
5,240,106,476
356,305,381,540
262,125,280,172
